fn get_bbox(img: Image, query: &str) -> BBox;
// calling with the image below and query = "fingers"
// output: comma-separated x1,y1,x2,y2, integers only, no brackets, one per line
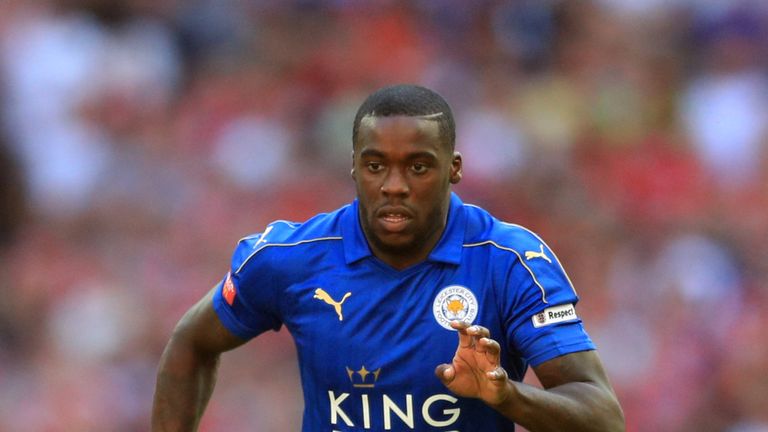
450,321,492,350
477,336,501,364
450,320,473,348
467,324,490,339
486,365,508,382
435,364,455,385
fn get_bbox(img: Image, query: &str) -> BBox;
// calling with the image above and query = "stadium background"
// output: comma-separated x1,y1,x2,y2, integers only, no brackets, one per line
1,0,767,431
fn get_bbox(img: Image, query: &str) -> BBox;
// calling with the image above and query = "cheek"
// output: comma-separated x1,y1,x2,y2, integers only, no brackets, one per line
419,177,449,197
359,178,379,194
413,182,448,213
355,178,381,208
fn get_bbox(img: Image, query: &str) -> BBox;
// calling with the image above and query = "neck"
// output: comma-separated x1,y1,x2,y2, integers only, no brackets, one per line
369,229,445,271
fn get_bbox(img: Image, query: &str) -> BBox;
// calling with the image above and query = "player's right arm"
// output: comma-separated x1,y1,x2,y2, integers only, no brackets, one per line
151,286,247,432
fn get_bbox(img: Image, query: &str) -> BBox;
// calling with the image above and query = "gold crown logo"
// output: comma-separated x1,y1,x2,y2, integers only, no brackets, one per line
345,366,381,388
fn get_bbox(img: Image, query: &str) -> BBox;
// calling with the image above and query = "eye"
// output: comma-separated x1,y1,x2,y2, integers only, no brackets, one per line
411,163,428,174
366,161,383,173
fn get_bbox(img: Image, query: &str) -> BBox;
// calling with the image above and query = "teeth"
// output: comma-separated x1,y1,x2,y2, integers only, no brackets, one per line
384,214,406,220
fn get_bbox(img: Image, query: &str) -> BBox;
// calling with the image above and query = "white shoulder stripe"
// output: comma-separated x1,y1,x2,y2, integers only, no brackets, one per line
237,220,298,243
499,222,578,296
463,240,549,303
235,236,343,274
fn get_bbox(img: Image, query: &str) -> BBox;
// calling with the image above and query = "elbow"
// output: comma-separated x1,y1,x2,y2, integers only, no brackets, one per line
582,376,625,432
602,413,625,432
577,383,625,432
600,393,626,432
612,404,626,432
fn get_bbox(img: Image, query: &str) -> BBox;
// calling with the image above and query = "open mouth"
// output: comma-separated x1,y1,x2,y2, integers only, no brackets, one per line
377,209,413,233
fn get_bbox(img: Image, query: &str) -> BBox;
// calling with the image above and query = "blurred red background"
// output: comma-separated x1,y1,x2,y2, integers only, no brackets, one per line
1,1,767,431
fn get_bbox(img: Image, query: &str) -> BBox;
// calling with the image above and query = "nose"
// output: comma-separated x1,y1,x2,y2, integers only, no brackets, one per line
380,168,409,196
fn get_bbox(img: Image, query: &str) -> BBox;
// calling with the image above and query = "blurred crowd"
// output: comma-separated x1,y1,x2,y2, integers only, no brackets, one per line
1,0,767,431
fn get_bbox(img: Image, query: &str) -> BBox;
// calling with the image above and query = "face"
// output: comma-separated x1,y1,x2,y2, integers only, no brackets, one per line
352,115,462,269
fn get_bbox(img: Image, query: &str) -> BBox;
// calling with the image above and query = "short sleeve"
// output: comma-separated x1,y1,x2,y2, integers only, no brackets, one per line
212,235,283,340
501,241,595,367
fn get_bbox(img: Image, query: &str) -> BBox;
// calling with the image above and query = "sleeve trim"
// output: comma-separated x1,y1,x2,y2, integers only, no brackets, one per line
212,290,260,341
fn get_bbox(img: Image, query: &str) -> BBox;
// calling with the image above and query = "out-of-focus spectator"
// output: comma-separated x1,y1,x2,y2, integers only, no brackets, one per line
0,0,181,218
681,8,768,189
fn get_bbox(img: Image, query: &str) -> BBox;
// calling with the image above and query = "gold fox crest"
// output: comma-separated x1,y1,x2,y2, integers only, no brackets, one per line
525,244,552,264
313,288,352,321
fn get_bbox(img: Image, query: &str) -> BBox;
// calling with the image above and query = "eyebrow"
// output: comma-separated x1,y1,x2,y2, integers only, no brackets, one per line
405,151,439,162
359,149,439,161
359,148,385,159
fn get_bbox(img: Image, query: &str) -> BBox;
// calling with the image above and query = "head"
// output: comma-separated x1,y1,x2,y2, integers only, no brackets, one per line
351,84,462,269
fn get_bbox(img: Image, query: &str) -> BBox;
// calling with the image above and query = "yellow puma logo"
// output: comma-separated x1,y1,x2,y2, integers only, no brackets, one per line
313,288,352,321
525,244,552,264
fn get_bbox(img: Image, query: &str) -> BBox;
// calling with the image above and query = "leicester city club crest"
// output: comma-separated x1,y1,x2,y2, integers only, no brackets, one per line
432,285,478,330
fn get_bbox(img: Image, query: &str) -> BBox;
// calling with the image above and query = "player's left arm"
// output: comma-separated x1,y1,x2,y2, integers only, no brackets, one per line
436,322,624,431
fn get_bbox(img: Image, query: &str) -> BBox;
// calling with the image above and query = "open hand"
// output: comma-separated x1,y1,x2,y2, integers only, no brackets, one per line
435,321,512,407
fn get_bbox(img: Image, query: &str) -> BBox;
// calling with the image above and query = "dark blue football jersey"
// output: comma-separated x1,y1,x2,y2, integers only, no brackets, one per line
213,193,595,431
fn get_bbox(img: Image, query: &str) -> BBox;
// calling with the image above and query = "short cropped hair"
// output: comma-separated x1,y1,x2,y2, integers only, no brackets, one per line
352,84,456,150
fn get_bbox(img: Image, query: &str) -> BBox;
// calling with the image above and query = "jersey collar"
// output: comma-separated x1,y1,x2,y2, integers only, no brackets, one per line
428,192,466,265
341,192,466,266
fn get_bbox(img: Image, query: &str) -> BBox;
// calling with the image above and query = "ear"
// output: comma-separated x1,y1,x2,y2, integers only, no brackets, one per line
449,151,462,184
350,150,356,180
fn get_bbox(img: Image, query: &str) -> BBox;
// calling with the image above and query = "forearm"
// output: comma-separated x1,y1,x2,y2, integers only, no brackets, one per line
151,337,221,432
490,380,625,432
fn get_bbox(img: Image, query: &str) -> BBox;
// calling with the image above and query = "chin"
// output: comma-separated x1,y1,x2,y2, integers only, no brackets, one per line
378,236,415,252
373,233,419,254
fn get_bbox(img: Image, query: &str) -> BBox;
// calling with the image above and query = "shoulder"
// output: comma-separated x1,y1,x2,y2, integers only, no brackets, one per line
239,208,346,247
231,205,349,274
460,202,577,303
461,203,546,255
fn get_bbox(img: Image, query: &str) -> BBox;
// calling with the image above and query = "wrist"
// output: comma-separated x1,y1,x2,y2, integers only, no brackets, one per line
488,379,517,410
